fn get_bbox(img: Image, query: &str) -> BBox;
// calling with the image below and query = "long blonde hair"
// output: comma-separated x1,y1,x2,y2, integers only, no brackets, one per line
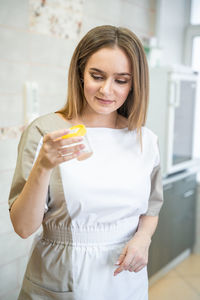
58,25,149,149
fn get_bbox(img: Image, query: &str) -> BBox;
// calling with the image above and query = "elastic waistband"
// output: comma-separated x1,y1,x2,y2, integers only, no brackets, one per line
42,219,139,246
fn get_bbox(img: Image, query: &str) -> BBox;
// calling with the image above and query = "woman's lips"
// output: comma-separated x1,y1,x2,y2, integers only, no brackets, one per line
95,97,114,104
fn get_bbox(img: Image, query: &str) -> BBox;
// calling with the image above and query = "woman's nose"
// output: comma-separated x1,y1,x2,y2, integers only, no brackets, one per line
99,79,113,95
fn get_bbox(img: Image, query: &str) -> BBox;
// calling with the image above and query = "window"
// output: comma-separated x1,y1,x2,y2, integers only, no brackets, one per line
190,0,200,24
184,0,200,66
192,36,200,70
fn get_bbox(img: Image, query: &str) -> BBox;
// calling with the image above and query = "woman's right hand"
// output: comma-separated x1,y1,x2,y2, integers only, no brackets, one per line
37,128,85,170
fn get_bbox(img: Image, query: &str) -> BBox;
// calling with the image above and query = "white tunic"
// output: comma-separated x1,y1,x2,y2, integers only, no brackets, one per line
60,127,158,229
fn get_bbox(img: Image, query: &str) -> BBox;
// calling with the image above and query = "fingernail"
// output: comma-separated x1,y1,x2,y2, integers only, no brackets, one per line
114,270,120,276
115,261,120,265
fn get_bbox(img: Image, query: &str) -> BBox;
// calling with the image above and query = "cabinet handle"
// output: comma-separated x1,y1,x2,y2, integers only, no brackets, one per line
183,190,195,198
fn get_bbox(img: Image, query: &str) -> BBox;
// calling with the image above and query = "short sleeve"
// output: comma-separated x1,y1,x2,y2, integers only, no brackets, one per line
144,137,164,216
8,121,48,211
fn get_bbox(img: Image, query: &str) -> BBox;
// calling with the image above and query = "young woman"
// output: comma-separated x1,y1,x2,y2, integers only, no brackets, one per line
9,25,163,299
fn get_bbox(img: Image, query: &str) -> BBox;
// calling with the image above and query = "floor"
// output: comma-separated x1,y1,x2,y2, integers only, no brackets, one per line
149,254,200,300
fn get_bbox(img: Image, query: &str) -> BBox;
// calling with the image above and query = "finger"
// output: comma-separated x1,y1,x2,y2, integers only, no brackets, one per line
130,254,148,269
58,144,85,156
57,151,81,163
115,244,128,265
113,265,124,276
54,136,83,148
121,251,135,271
128,265,135,272
114,251,130,276
43,129,70,143
127,260,140,272
115,253,126,266
128,256,146,272
133,264,145,273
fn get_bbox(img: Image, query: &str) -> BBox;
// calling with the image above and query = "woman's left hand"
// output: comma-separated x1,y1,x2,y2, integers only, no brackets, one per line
114,231,151,276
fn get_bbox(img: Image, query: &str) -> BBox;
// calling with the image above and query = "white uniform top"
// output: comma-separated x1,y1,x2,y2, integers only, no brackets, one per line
59,126,160,230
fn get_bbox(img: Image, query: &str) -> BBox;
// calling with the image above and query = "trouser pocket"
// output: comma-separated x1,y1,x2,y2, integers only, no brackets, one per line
18,276,74,300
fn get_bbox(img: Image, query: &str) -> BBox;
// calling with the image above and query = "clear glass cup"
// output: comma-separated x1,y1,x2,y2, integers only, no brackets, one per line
62,124,93,161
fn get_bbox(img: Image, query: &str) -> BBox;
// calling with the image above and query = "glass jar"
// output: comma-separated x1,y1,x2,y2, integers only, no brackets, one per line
62,124,93,161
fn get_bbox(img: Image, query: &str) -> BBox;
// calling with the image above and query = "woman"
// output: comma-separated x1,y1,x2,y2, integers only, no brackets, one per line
9,25,163,299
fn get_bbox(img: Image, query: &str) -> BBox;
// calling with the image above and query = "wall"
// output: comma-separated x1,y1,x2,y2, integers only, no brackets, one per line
0,0,157,298
156,0,191,65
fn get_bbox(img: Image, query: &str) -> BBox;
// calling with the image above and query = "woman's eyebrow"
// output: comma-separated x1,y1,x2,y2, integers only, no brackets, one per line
89,68,132,76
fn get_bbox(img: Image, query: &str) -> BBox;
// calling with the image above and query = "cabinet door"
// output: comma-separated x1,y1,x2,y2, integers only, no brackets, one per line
148,174,197,278
172,175,196,257
148,182,175,277
182,187,196,249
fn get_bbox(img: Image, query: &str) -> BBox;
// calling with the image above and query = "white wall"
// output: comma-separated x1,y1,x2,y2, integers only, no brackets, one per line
156,0,191,65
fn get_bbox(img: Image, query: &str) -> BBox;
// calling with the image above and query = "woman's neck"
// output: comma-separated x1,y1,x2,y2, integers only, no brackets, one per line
56,110,128,129
80,111,119,128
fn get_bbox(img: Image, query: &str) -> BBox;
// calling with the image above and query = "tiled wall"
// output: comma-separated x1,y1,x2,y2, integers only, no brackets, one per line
0,0,157,298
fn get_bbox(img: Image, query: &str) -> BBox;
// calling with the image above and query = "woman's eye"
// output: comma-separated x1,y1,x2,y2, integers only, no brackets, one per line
90,74,128,84
116,80,128,84
91,74,103,80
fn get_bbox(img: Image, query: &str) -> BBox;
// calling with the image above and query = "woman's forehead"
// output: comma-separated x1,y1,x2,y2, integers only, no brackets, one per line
85,47,131,74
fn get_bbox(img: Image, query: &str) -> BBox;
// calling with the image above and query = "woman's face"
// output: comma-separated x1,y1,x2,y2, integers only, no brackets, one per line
83,46,132,116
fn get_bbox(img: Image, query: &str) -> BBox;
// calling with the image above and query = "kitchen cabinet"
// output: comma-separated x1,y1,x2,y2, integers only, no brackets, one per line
148,173,197,278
